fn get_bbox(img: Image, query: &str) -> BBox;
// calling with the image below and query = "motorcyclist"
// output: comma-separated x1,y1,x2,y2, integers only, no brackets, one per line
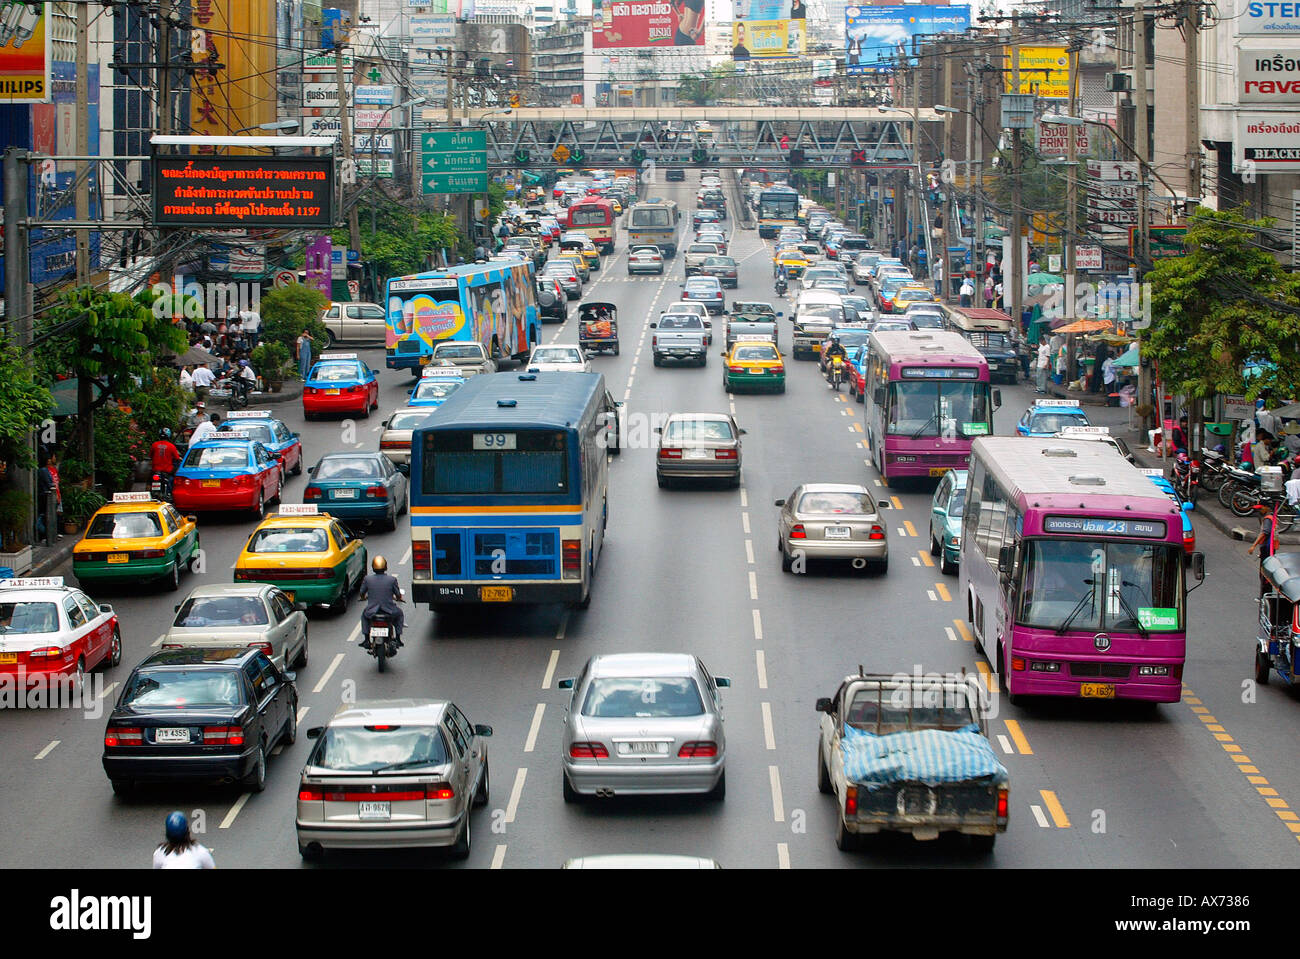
774,263,789,295
824,338,848,382
360,554,404,649
150,428,181,499
152,811,215,869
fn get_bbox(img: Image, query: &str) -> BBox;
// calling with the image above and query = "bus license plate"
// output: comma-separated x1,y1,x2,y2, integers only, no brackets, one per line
1080,683,1115,699
358,801,390,820
481,586,513,602
107,553,129,564
929,468,950,477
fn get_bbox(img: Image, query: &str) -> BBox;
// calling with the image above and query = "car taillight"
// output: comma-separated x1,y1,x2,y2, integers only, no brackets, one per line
133,548,166,559
298,786,325,801
1011,657,1026,671
652,335,657,348
562,538,582,571
365,485,388,499
380,440,405,450
246,642,274,656
569,742,609,758
203,725,245,746
715,449,737,460
869,526,884,540
104,727,143,747
729,365,744,373
305,387,317,396
304,487,322,499
28,646,66,658
426,784,455,800
678,741,718,758
996,787,1009,820
658,448,682,459
413,540,431,573
845,785,858,816
790,524,806,539
234,474,253,487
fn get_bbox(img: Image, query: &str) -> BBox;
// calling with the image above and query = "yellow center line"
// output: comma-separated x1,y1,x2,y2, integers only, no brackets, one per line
975,660,999,693
890,496,903,510
1040,790,1071,828
1248,776,1270,785
1184,697,1203,705
903,520,917,537
853,421,863,433
1258,787,1280,796
1277,810,1299,822
934,582,952,602
1004,719,1033,755
918,549,934,567
953,619,973,643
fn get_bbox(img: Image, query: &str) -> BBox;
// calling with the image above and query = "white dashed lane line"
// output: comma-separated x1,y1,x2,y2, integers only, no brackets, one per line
756,650,768,689
313,653,345,693
34,741,59,760
505,768,527,824
523,704,545,753
542,648,560,689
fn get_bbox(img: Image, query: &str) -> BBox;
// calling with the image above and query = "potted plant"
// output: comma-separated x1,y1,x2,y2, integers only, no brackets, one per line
0,487,33,574
251,341,291,392
61,485,106,536
60,455,93,491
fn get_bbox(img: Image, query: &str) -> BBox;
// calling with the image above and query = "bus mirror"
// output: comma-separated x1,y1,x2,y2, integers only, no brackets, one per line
992,388,1002,410
1191,552,1206,582
998,545,1015,573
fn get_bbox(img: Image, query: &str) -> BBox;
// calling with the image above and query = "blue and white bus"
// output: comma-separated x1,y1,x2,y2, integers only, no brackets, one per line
385,261,542,375
409,371,618,611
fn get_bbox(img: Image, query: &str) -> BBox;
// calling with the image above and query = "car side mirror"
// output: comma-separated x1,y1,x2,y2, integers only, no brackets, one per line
557,677,575,689
187,515,198,524
774,499,785,507
174,604,181,612
650,322,657,329
474,724,494,738
998,545,1015,574
815,697,834,714
653,427,662,434
879,500,890,510
307,726,324,739
1191,551,1206,583
99,603,113,613
776,312,784,318
933,506,946,517
294,602,309,612
714,677,731,688
283,670,297,684
738,428,747,435
1183,501,1195,512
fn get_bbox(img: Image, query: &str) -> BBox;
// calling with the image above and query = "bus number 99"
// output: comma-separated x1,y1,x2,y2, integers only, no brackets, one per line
473,433,516,450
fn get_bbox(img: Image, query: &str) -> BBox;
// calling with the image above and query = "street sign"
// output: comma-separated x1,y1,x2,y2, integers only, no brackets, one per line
552,144,571,163
273,269,296,288
420,130,488,194
1075,245,1103,271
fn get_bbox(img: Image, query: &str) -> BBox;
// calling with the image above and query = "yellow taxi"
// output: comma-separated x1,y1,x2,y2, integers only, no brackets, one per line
72,492,200,592
722,338,786,394
559,232,602,271
556,250,591,283
887,284,940,314
773,247,810,279
232,504,367,613
609,197,623,216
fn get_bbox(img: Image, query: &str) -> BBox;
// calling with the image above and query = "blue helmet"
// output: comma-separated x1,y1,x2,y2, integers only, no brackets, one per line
164,811,189,842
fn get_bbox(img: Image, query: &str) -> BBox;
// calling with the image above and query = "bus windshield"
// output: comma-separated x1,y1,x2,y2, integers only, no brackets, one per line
1018,539,1184,633
570,207,609,226
759,193,799,219
423,430,570,495
888,381,990,438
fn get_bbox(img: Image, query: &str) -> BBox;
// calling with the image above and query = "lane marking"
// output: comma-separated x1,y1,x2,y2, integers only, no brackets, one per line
903,521,918,538
297,705,310,724
740,489,748,508
1040,790,1071,827
752,609,763,641
742,512,750,534
944,626,958,642
542,649,560,689
34,741,59,760
761,702,776,750
400,545,412,566
912,557,920,567
313,653,344,693
524,704,545,753
491,844,507,869
220,793,250,829
1030,804,1051,828
748,571,758,600
954,620,973,643
505,767,527,824
927,590,937,602
769,765,785,822
997,734,1013,754
919,550,934,568
891,496,903,510
151,633,164,648
975,660,999,693
853,422,863,433
756,650,768,689
745,539,754,565
97,681,118,702
776,843,790,869
935,582,952,602
898,528,908,537
346,623,361,644
1005,720,1033,755
556,612,569,642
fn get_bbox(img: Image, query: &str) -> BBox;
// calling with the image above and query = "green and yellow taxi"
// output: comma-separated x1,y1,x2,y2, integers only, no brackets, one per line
773,247,810,279
232,505,367,613
722,338,786,394
72,492,200,592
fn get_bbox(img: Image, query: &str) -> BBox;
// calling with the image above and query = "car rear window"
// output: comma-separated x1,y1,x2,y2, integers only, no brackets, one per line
174,595,269,627
0,601,58,634
315,457,383,480
797,491,873,514
433,344,484,359
87,510,163,539
183,446,249,469
412,380,462,402
312,362,362,382
311,724,451,771
123,668,244,708
734,345,778,362
389,409,438,430
248,527,329,553
581,677,705,718
664,419,735,441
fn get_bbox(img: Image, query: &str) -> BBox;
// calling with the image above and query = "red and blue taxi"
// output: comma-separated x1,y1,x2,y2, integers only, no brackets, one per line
302,353,380,419
234,505,368,612
73,492,201,592
408,366,466,408
173,431,285,517
223,410,304,476
0,577,121,687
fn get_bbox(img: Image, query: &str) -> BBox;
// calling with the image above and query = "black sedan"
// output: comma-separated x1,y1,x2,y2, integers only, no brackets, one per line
699,255,739,289
103,647,298,795
693,208,723,230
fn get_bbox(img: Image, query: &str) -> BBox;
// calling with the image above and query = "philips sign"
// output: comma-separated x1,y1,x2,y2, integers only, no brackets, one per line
1240,0,1300,33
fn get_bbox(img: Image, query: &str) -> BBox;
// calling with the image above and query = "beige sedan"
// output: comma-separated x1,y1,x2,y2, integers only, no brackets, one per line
775,483,891,574
162,583,308,672
379,406,438,473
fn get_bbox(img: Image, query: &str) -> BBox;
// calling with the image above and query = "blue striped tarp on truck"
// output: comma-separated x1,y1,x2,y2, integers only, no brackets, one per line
841,723,1009,791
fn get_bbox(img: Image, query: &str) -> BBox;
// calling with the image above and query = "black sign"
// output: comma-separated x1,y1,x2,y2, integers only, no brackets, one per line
152,156,335,229
900,367,981,379
1043,516,1168,538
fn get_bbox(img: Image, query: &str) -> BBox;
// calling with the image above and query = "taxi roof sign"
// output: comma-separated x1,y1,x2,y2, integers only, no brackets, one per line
112,492,155,503
422,367,465,378
1034,399,1082,408
1057,426,1110,435
319,353,358,361
205,431,251,440
276,504,320,516
1140,468,1165,477
227,410,273,419
0,577,64,589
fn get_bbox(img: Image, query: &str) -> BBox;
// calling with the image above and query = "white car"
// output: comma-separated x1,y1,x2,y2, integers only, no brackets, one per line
527,345,591,373
0,577,122,687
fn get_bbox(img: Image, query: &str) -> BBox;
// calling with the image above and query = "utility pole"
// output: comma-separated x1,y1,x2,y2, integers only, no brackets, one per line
158,0,172,137
1010,14,1024,327
74,1,90,284
339,44,363,255
1183,0,1201,209
4,148,33,545
1065,45,1078,323
1133,2,1149,270
974,71,986,281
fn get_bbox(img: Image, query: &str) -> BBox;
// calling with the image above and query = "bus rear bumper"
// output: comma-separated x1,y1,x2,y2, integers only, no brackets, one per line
1005,672,1183,703
414,581,585,606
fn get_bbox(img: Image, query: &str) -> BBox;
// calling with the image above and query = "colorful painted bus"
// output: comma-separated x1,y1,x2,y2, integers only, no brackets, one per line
384,261,541,375
757,186,801,238
960,437,1204,704
561,196,618,254
861,330,997,483
409,371,618,612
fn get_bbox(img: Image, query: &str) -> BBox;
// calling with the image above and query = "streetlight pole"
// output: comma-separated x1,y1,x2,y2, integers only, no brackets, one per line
366,97,427,235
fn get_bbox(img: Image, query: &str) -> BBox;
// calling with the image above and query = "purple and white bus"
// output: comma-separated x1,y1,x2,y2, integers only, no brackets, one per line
960,437,1205,704
862,331,998,482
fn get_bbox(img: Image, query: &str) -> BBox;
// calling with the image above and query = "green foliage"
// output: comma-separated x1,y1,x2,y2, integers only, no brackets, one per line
124,369,187,441
985,143,1069,222
331,198,461,284
59,455,91,486
91,404,148,494
251,341,291,383
259,284,329,355
0,337,54,471
61,486,106,526
1143,207,1300,402
0,487,31,550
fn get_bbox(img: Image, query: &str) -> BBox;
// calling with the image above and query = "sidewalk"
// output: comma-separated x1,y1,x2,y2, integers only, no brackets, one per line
206,379,303,412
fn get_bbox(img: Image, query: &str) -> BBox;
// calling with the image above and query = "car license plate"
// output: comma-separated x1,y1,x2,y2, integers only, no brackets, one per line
331,488,358,499
825,527,851,539
107,553,129,564
929,468,950,478
283,591,294,602
1080,683,1115,699
747,368,763,374
481,586,514,602
419,355,431,366
358,801,391,820
684,448,711,461
326,388,341,395
202,479,220,488
155,727,191,744
620,741,668,756
0,652,17,664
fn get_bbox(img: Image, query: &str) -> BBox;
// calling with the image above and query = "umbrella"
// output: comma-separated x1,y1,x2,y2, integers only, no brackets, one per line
1113,344,1140,368
1052,318,1114,334
171,344,220,368
1026,271,1063,287
1271,401,1300,419
49,378,104,417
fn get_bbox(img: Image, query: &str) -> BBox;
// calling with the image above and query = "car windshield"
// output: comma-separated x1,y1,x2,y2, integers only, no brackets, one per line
658,315,700,330
173,595,269,627
910,312,945,329
734,345,778,362
122,668,244,708
248,527,329,553
433,345,483,359
225,424,274,445
183,446,249,469
834,331,871,350
1029,411,1089,432
86,510,163,539
312,363,361,382
664,419,734,442
388,410,437,430
532,348,582,363
581,677,705,718
311,724,451,772
316,457,382,480
889,382,991,438
797,491,873,514
1018,540,1184,632
412,380,462,402
0,601,58,634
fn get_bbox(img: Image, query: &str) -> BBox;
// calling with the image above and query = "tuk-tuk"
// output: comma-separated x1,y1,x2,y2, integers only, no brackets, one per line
578,302,619,356
1257,552,1300,685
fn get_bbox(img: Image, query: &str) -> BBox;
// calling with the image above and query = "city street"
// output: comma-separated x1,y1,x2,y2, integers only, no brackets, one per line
1,175,1294,870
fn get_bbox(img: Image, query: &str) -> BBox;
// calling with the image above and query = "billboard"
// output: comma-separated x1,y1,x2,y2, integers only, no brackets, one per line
1005,46,1070,99
152,156,335,229
0,1,51,103
1237,47,1300,103
845,5,970,74
1239,0,1300,34
1234,111,1300,171
191,1,276,145
732,19,805,59
1035,121,1093,156
592,0,707,49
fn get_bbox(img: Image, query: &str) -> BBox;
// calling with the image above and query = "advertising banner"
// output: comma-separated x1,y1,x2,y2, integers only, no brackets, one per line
354,84,395,105
353,108,392,130
1234,111,1300,171
1239,0,1300,34
592,0,707,49
355,133,394,154
0,1,51,103
410,13,457,47
1237,46,1300,103
305,236,332,300
356,157,394,178
1075,245,1103,271
1035,121,1093,156
845,5,971,74
732,19,805,58
302,116,344,139
1005,45,1070,98
152,156,335,229
303,82,347,109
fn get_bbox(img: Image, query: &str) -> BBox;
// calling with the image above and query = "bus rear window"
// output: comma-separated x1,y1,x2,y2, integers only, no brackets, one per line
423,430,570,495
631,208,670,228
569,208,609,226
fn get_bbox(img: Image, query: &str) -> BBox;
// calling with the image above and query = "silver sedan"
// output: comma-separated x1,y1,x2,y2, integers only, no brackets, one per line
655,412,744,488
559,653,730,801
162,583,308,672
379,407,438,472
775,483,891,574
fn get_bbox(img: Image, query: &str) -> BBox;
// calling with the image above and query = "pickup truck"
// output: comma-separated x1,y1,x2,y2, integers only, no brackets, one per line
430,340,497,377
965,331,1020,384
651,312,709,367
726,317,780,350
816,671,1008,853
320,301,387,348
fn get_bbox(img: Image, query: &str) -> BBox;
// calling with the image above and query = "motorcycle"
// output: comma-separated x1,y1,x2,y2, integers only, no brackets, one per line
365,612,400,673
1197,448,1231,494
1218,465,1259,510
150,471,174,503
774,275,788,297
1172,452,1200,507
829,355,845,392
208,374,249,409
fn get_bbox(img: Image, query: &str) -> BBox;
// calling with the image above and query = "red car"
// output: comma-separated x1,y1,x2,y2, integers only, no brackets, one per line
302,354,380,419
0,578,122,687
173,434,285,517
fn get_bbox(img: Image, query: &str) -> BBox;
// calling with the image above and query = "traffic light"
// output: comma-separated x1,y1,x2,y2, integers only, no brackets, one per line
691,146,709,165
788,148,806,165
851,149,867,168
631,148,647,165
514,149,530,165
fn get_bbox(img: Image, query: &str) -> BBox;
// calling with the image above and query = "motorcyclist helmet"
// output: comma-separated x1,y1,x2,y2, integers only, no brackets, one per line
372,555,387,573
164,811,189,842
159,428,172,440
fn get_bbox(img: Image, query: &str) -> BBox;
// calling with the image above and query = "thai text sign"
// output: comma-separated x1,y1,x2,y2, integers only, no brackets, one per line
1238,46,1300,102
152,156,335,228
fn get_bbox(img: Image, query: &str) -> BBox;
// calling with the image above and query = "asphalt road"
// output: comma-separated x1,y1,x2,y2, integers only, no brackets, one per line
4,172,1297,870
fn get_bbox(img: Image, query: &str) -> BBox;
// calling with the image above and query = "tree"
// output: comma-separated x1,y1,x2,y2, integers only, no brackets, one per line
1143,207,1300,417
259,284,330,357
330,197,460,289
0,336,53,471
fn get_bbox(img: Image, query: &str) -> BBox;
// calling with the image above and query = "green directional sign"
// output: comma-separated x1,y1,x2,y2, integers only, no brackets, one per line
421,130,488,194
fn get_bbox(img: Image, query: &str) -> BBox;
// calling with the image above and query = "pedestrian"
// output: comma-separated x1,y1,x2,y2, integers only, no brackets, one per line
1102,349,1117,395
296,328,314,381
959,275,974,308
35,453,58,540
1249,502,1280,597
179,364,194,394
190,412,221,446
1035,336,1050,394
191,362,215,401
994,279,1004,310
984,275,994,308
239,305,261,349
931,258,944,297
153,811,216,869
